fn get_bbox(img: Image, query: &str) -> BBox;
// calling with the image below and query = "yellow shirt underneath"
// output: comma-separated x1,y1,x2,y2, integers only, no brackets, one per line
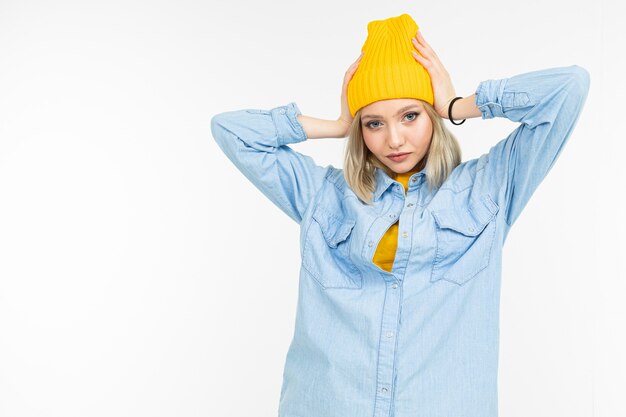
372,168,418,272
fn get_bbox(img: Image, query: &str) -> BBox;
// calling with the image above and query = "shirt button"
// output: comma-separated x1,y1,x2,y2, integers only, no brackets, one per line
407,203,414,208
280,108,286,114
386,331,394,338
402,231,408,238
468,227,475,232
381,387,388,393
411,177,417,182
392,283,398,289
389,213,396,219
368,240,374,247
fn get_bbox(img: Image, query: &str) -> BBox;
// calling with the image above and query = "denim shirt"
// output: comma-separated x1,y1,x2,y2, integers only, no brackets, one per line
210,65,590,417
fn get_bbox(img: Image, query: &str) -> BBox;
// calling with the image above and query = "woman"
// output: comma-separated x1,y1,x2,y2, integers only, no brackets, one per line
211,13,590,417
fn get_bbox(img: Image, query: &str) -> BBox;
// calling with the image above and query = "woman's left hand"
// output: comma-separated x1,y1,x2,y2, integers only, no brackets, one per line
410,30,457,119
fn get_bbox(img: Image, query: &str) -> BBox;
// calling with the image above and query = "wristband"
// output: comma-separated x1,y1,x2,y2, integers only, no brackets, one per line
448,96,466,125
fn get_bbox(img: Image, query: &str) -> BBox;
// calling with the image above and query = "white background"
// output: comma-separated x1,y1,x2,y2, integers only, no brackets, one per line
0,1,623,416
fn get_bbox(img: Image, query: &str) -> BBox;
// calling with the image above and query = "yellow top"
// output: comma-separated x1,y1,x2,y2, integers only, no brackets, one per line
372,168,418,272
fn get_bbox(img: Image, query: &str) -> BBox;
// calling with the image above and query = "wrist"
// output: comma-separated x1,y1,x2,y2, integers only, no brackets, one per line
297,114,349,139
439,97,455,118
447,94,482,122
447,97,466,125
337,117,353,137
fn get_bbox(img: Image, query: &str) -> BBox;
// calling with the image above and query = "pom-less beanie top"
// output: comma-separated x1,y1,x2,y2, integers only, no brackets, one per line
347,13,434,118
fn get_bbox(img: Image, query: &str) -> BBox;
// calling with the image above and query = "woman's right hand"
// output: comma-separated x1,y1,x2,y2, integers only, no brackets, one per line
337,52,363,136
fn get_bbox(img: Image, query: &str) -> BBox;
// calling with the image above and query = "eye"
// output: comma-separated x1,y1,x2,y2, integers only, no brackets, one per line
404,111,419,121
365,120,382,129
364,112,420,129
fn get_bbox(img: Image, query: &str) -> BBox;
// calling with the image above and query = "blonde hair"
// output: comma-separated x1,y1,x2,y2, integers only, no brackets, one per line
343,100,462,205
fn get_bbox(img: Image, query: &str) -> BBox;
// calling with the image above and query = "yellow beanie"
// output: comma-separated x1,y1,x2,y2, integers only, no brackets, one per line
347,13,434,118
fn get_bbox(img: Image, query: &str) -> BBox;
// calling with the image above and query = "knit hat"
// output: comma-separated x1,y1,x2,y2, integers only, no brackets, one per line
347,13,434,118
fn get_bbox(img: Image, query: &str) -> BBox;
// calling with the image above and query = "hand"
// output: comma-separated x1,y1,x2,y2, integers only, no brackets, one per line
410,30,457,119
337,52,363,136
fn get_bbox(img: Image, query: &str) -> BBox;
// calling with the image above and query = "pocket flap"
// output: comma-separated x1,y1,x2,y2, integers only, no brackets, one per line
432,194,499,237
312,206,356,248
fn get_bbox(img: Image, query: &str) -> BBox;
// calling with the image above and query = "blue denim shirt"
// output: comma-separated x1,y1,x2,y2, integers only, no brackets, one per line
210,65,590,417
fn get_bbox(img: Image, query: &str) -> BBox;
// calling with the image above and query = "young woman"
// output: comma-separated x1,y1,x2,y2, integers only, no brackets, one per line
211,13,590,417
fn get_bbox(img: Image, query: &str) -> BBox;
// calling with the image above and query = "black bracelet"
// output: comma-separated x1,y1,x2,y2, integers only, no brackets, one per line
448,96,466,125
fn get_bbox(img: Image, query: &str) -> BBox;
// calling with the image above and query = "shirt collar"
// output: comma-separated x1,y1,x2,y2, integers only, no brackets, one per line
372,166,426,201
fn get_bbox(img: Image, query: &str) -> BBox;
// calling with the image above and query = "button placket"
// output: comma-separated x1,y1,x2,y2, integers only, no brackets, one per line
373,260,402,415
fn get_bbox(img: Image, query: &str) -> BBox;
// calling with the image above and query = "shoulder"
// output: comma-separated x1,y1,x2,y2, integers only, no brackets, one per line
324,166,350,193
438,157,485,193
315,166,358,207
304,166,378,220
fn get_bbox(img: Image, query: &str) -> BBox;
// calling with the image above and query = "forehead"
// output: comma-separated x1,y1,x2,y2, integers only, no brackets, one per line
361,98,423,117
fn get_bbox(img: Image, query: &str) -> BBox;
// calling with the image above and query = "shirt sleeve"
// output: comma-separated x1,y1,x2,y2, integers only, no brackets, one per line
210,102,330,224
475,65,591,234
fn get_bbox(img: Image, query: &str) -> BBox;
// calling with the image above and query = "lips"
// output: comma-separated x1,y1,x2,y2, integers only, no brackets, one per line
387,152,411,162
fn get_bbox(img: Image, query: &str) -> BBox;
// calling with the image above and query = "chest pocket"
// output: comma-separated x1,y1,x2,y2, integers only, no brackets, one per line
430,194,499,286
302,205,362,289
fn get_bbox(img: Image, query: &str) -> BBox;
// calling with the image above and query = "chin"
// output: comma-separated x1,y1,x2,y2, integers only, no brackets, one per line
389,160,421,174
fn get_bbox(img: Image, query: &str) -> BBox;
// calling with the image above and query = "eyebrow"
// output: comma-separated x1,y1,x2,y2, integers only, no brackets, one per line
361,104,422,120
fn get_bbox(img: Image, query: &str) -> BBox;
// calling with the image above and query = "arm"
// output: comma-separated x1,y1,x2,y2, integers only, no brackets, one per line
295,53,364,139
445,94,482,120
296,114,350,139
476,65,591,233
210,56,363,223
210,102,335,224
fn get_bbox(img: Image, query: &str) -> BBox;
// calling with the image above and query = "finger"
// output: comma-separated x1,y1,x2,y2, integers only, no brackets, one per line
416,30,429,46
411,36,427,53
344,65,359,84
411,49,422,60
348,57,361,70
415,30,437,57
411,36,434,62
412,51,434,71
411,45,429,62
414,41,443,71
411,50,428,66
346,62,361,78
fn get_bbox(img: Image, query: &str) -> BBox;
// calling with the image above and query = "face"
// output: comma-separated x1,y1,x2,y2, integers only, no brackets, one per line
360,98,433,174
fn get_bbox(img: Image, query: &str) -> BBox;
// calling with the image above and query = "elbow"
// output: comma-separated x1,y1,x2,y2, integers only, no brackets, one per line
210,110,248,161
568,65,591,98
210,113,225,142
210,112,236,158
210,112,234,150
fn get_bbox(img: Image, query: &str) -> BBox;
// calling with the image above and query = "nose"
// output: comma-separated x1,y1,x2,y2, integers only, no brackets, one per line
387,125,405,149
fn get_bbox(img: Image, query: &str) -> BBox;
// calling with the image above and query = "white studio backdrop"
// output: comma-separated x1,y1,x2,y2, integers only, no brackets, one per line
0,1,623,416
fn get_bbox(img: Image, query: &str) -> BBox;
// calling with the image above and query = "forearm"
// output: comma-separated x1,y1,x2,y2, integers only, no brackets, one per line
296,94,482,136
296,115,348,139
446,94,482,120
211,102,328,223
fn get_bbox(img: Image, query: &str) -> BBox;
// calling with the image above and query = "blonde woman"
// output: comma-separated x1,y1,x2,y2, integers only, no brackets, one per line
211,13,590,417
